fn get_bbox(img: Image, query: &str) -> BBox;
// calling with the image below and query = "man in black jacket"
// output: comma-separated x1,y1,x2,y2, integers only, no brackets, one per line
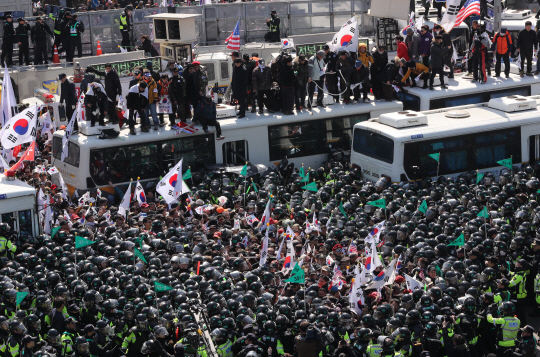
371,46,388,100
59,73,79,131
126,81,148,135
1,15,15,67
434,25,454,79
293,55,309,111
169,67,187,124
429,35,450,90
232,59,248,118
252,58,273,114
89,63,122,124
279,56,295,115
336,51,354,104
517,21,538,76
16,18,32,66
84,84,108,127
31,17,54,65
323,45,339,103
351,60,370,103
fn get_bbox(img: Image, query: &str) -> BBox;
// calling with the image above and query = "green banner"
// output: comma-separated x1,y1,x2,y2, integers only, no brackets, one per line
428,153,440,162
134,248,147,263
497,158,513,170
154,281,174,292
240,164,248,177
284,262,305,284
302,182,318,192
75,236,96,249
447,233,465,247
476,172,484,184
182,169,192,180
51,226,61,239
299,166,305,178
16,292,28,306
301,173,310,183
418,200,428,213
252,182,258,193
477,207,490,218
367,198,386,209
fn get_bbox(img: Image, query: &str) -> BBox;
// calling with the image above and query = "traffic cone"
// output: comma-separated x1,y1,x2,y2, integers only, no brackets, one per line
53,46,60,64
96,41,103,56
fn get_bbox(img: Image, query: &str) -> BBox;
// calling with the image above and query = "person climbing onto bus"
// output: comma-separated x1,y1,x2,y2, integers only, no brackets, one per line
194,94,224,141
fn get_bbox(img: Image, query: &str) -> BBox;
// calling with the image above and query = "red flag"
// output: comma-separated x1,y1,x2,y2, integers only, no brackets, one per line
12,145,21,158
6,142,36,174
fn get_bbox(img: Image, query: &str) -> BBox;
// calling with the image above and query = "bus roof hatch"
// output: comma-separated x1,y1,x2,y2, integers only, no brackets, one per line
488,95,537,113
378,111,428,129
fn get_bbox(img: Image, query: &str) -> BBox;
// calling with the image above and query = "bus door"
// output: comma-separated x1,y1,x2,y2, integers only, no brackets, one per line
222,140,249,166
529,134,540,162
0,212,16,230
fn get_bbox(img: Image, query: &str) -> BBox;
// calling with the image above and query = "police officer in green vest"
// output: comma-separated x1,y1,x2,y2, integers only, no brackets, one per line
21,334,38,357
120,6,133,51
49,8,67,56
494,278,512,306
0,223,16,259
513,325,538,357
264,10,280,43
74,336,90,357
212,328,233,357
66,14,84,62
174,328,207,357
509,259,530,325
62,317,79,356
1,289,17,319
4,320,27,357
487,301,521,356
365,332,382,357
122,314,151,357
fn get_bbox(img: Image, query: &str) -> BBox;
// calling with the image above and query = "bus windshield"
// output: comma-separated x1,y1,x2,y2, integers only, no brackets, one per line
90,134,216,185
353,129,394,164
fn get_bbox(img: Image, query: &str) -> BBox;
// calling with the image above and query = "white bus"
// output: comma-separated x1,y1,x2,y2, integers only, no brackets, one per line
398,72,540,111
52,100,402,196
351,95,540,183
0,174,40,238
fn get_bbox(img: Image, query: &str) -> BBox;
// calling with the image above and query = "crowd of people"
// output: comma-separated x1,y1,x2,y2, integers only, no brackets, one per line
0,140,540,357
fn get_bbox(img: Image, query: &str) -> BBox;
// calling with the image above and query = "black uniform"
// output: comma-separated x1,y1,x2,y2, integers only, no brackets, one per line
231,64,248,117
324,51,339,102
15,21,31,66
169,74,187,123
2,20,16,66
84,88,109,126
265,15,280,43
31,20,53,65
60,78,79,131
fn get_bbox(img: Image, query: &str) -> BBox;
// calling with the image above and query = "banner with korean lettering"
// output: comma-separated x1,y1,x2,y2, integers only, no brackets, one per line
156,95,173,114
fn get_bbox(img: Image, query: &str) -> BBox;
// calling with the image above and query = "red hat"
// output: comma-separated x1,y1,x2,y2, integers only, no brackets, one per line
213,232,222,238
332,244,343,251
141,203,149,208
192,61,201,65
277,229,284,234
51,184,58,190
71,214,80,220
395,275,405,284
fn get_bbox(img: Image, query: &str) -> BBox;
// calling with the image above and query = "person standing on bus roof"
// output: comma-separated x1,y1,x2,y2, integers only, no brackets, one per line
157,74,174,127
517,21,538,77
252,58,274,114
395,36,410,62
308,51,326,109
405,27,420,64
371,46,388,100
169,66,187,124
279,55,295,115
59,73,79,133
142,69,160,131
351,60,370,103
88,63,122,125
84,84,108,127
194,94,224,141
493,28,512,78
419,25,433,68
429,35,449,90
231,58,248,118
323,45,339,103
336,50,354,104
401,60,430,89
126,81,149,135
433,25,454,79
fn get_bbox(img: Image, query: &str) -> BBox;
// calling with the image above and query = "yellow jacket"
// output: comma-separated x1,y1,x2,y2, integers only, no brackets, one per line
144,78,159,104
357,43,374,69
401,63,430,83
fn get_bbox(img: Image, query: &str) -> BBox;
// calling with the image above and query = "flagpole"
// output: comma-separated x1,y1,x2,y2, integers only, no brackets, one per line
436,152,440,178
189,166,194,188
243,161,247,207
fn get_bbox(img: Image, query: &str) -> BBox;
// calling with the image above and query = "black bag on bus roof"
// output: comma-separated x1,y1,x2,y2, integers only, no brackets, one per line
98,128,120,139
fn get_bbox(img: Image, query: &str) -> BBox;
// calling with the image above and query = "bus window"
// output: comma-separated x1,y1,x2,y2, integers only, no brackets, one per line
530,135,539,162
220,61,229,80
1,213,15,228
430,93,485,110
353,129,394,164
473,128,521,168
223,140,248,166
205,63,216,82
489,86,530,99
18,210,33,237
161,134,216,174
52,137,81,167
268,114,369,161
396,92,420,111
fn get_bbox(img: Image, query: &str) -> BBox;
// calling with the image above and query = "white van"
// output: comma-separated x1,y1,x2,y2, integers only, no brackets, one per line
0,174,40,238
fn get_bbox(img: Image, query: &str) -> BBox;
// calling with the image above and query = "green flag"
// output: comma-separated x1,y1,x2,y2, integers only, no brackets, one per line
135,237,144,249
284,262,305,284
301,173,309,183
447,233,465,247
134,248,147,263
16,292,28,306
182,169,192,180
428,153,440,162
476,172,484,184
436,265,442,277
367,198,386,209
299,166,305,178
51,226,61,239
302,182,318,192
252,182,258,193
154,281,174,292
418,200,428,213
240,164,248,177
477,207,490,218
497,158,513,170
339,201,348,220
75,236,96,249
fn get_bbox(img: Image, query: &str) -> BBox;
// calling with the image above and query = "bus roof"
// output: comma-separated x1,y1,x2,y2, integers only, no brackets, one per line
54,100,403,147
356,96,540,143
406,72,540,103
0,175,36,199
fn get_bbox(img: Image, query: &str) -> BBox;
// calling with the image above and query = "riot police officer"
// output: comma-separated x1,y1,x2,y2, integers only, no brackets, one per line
15,18,31,66
66,14,84,62
264,10,280,43
31,17,54,65
0,223,16,259
120,6,133,51
1,15,15,67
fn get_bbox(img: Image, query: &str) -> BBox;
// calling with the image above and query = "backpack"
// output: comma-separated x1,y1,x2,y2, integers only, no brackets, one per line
98,128,120,139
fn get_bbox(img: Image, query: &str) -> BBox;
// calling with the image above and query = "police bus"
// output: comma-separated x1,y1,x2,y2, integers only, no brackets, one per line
398,72,540,111
52,100,402,196
0,174,40,238
350,95,540,183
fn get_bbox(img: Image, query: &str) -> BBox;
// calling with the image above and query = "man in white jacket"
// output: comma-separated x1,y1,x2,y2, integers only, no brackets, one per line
307,50,326,108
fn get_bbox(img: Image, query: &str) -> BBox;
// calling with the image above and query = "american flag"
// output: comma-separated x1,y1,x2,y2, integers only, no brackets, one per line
454,0,481,27
225,20,241,51
348,241,358,255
